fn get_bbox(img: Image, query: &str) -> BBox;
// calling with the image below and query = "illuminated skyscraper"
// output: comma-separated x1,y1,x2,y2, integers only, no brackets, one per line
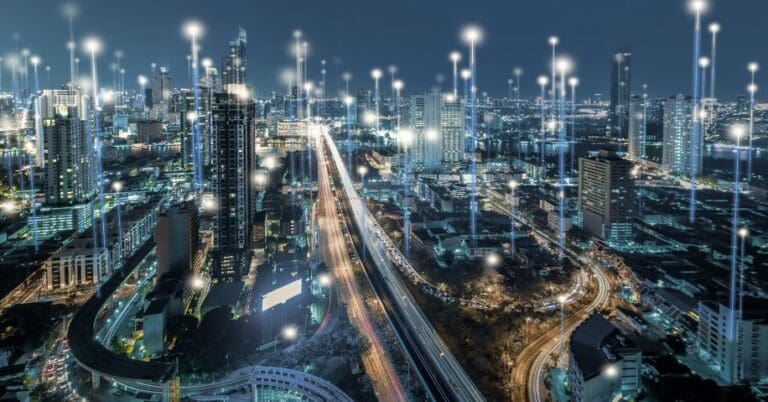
411,91,442,170
221,27,247,86
627,95,646,160
211,84,255,279
609,50,631,138
441,94,464,164
578,150,634,247
152,66,172,111
662,95,700,176
40,88,92,205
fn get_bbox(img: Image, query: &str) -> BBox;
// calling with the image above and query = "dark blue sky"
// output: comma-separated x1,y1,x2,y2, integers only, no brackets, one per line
1,0,766,100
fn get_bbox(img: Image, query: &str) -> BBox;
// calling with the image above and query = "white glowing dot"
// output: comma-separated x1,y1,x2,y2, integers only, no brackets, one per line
462,25,484,44
399,128,414,146
538,75,549,87
450,51,462,63
318,273,332,286
184,21,203,38
282,326,298,340
371,68,383,80
689,0,707,13
731,124,746,139
425,129,439,142
83,37,102,53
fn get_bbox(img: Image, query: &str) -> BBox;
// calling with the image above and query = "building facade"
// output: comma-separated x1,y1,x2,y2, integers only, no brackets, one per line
569,314,642,402
627,94,646,160
578,150,635,247
697,299,768,384
211,85,255,279
662,95,701,176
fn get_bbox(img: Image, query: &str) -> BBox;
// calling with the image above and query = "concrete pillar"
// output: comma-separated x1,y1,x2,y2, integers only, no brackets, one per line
91,372,101,389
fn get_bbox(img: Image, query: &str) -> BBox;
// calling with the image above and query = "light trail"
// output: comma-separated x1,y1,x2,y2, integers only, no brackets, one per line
315,133,407,401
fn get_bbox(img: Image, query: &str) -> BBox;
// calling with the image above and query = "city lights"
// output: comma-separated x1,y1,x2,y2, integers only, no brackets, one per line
1,3,766,402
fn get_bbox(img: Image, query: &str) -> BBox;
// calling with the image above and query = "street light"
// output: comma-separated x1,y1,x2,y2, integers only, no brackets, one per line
508,180,518,257
318,273,332,287
746,62,759,190
449,51,461,97
183,20,204,189
462,24,483,247
557,294,567,368
371,68,382,133
738,227,749,318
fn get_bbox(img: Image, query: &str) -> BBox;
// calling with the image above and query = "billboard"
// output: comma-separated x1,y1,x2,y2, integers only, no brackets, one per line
261,279,302,311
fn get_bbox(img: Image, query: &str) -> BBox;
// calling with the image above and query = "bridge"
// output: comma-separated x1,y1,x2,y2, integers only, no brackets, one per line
321,128,485,401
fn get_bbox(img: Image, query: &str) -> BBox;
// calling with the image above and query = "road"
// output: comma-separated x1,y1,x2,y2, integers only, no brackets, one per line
315,134,407,402
322,128,485,401
485,189,613,402
527,264,610,402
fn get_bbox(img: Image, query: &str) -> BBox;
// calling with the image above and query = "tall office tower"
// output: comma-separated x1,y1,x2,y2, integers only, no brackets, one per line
152,66,172,110
627,95,646,160
40,89,92,205
662,95,700,176
211,84,255,279
200,66,219,166
221,27,247,86
155,201,201,277
411,91,442,170
578,150,635,247
355,89,371,129
609,50,632,138
441,94,464,163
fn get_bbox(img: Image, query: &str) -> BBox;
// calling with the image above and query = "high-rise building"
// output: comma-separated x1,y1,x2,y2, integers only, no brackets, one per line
697,298,768,384
211,84,255,279
155,201,201,277
662,95,700,176
609,50,631,138
40,89,92,205
441,94,464,164
355,89,371,129
627,95,646,160
578,150,634,247
221,27,247,86
152,66,172,110
411,91,442,170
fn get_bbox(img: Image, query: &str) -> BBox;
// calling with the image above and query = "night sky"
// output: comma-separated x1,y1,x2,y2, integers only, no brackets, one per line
1,0,766,100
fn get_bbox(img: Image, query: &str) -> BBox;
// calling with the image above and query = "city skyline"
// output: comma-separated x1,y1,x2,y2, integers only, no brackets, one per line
0,1,765,401
1,0,767,99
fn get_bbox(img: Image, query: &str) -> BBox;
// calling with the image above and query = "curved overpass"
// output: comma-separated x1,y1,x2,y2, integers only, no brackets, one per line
67,240,171,383
67,240,353,401
121,366,353,402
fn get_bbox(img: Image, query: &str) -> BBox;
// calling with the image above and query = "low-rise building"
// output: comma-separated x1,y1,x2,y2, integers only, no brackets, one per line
568,314,642,402
44,238,109,290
